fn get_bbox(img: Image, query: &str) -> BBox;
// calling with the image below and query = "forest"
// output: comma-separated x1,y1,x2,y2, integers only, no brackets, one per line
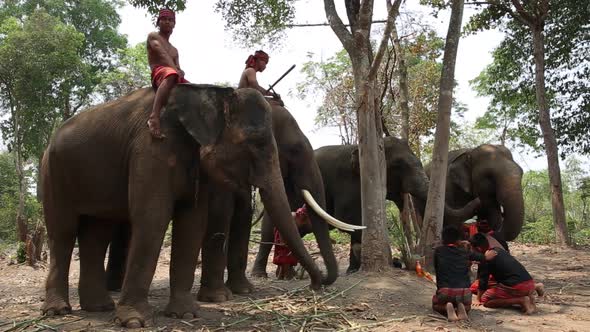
0,0,588,331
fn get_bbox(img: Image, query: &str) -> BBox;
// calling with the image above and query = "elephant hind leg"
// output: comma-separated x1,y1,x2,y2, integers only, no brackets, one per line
78,217,115,312
42,209,78,316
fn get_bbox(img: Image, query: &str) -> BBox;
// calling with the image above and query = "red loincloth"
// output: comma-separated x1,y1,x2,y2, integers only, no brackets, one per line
151,65,188,90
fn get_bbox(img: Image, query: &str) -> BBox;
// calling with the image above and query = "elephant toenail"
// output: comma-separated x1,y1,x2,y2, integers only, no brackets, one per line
182,313,195,319
126,318,142,328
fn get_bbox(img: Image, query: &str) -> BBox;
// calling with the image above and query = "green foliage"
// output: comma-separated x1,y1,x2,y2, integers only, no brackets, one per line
128,0,186,16
214,0,297,48
467,0,590,156
16,241,26,263
96,42,151,102
298,27,449,149
0,10,85,159
0,152,41,243
517,160,590,246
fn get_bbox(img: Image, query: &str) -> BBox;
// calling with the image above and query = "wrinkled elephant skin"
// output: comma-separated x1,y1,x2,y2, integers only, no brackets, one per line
41,86,320,328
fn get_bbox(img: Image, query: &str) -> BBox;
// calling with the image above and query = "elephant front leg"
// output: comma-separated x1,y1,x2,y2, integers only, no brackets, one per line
251,212,274,278
115,186,172,328
226,193,255,295
346,232,362,274
197,190,233,303
165,202,205,319
78,218,115,312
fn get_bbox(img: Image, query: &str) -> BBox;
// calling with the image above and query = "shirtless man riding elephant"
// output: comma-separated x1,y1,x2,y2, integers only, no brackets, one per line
147,8,188,138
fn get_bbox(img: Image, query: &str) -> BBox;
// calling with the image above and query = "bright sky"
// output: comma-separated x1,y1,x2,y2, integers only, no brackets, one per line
116,0,584,172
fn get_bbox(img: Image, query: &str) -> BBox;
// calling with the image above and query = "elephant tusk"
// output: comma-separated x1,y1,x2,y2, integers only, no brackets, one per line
301,189,366,232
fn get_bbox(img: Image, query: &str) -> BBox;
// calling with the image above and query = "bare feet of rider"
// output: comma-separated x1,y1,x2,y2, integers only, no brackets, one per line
147,114,166,139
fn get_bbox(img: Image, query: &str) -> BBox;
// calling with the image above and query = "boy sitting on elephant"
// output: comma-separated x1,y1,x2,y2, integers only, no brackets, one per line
147,8,189,138
433,226,496,321
273,205,311,280
470,233,544,314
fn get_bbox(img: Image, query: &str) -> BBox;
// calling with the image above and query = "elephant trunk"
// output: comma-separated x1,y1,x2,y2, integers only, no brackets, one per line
258,170,323,290
496,174,524,241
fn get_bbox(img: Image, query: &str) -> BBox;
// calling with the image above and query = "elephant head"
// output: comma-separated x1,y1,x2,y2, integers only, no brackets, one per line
446,144,524,240
170,85,325,289
351,137,478,220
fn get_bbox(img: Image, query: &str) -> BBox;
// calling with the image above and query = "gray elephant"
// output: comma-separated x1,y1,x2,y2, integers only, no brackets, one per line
41,85,324,328
251,136,479,275
197,101,358,302
428,144,524,241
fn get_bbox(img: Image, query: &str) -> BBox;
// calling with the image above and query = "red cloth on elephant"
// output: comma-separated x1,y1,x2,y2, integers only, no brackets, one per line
272,228,298,266
151,65,188,90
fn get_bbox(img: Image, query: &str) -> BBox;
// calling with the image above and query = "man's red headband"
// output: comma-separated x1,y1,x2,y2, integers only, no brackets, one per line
245,50,269,68
157,8,175,23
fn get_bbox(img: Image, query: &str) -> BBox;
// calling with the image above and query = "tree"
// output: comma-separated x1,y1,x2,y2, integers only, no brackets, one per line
418,0,464,268
96,42,151,102
2,0,128,120
465,0,588,246
0,11,85,246
213,0,405,271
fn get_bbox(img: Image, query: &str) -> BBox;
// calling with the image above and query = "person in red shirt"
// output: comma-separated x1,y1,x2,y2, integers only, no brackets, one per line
146,8,189,138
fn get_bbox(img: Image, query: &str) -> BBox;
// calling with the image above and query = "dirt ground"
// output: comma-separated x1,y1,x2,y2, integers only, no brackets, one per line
0,242,588,332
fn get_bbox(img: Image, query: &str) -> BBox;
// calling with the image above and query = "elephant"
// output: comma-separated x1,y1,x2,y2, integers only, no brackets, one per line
251,136,480,275
426,144,524,241
40,85,326,328
103,101,358,303
195,101,361,302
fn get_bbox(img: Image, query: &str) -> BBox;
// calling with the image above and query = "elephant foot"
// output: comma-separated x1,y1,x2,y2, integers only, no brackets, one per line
42,291,72,316
164,295,199,319
115,302,152,328
80,287,115,312
42,300,71,316
197,284,233,303
250,267,268,278
346,266,360,275
226,276,255,295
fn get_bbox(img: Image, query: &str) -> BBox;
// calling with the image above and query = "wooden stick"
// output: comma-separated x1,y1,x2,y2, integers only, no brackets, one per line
337,315,417,331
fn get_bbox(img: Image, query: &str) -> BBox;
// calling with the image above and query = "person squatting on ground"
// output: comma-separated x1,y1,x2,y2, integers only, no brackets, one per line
273,205,311,280
470,233,545,315
469,219,511,294
433,226,497,321
147,8,189,139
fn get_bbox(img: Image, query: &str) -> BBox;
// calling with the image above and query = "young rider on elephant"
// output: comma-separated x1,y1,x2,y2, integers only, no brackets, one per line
147,8,188,139
238,50,282,104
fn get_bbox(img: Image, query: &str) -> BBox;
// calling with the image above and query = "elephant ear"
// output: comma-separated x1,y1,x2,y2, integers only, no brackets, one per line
168,84,235,146
350,147,360,175
448,150,472,194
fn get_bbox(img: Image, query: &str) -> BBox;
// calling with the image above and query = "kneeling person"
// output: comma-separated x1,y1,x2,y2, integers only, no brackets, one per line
471,233,544,314
433,226,496,321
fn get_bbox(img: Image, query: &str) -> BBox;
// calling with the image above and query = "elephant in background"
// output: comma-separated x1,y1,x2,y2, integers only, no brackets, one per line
427,144,524,241
41,85,322,328
314,137,480,273
199,101,359,302
251,136,479,275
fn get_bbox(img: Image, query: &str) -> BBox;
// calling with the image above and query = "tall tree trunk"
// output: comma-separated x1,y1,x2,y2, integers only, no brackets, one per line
418,0,464,270
354,59,392,271
392,25,410,141
531,26,570,246
14,148,28,244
